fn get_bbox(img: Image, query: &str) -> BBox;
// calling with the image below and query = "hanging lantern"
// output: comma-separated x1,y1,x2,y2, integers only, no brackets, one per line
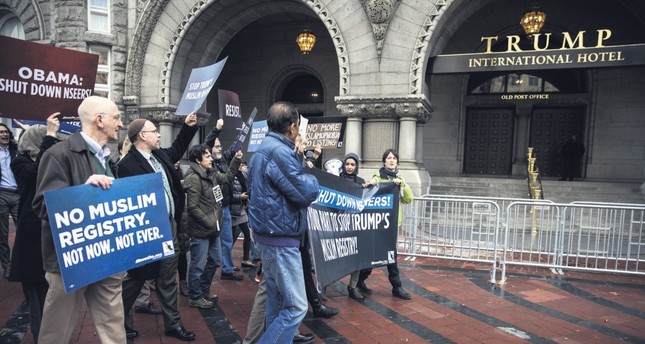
296,27,316,54
520,1,546,36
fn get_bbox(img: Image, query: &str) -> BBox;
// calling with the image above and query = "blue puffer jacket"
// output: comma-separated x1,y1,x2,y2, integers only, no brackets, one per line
247,132,320,247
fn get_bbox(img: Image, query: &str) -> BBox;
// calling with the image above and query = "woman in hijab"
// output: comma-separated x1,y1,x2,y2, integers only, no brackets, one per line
9,113,63,342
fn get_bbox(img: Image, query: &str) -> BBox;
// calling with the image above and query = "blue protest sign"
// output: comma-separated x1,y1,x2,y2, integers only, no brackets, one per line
43,173,174,293
14,119,80,135
176,57,228,116
247,120,267,152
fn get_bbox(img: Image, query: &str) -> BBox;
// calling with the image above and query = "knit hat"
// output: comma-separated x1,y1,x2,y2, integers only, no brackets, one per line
127,119,147,143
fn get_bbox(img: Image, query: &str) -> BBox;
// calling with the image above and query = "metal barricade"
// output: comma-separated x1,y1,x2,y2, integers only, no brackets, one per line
400,197,501,284
401,196,645,285
501,201,645,284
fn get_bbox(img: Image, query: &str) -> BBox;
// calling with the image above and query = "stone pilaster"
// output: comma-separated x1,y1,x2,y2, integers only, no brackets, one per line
336,95,433,195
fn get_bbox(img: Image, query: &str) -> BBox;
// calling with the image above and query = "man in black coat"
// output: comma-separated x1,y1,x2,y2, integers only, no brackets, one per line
117,114,198,341
0,122,18,280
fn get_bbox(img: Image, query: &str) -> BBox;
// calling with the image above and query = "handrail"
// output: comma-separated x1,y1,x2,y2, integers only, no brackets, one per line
527,147,544,200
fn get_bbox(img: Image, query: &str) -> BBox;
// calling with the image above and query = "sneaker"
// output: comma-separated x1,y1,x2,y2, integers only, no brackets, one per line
179,280,189,296
188,297,213,309
221,272,243,281
254,274,261,283
242,260,257,268
202,293,218,302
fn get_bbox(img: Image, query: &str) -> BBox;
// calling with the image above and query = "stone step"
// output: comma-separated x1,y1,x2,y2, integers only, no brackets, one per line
429,176,645,204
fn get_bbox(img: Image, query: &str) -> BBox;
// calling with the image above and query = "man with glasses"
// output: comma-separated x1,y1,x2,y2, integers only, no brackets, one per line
0,122,18,280
116,114,198,341
33,96,126,343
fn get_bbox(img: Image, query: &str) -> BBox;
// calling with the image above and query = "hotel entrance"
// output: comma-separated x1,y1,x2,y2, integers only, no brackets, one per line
464,107,514,175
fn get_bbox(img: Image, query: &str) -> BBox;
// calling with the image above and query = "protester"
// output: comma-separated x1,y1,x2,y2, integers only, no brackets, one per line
205,121,243,280
230,160,256,269
247,101,320,342
184,143,242,308
9,114,62,342
560,134,585,181
0,122,18,280
339,153,377,300
33,96,126,343
117,114,197,341
359,148,414,300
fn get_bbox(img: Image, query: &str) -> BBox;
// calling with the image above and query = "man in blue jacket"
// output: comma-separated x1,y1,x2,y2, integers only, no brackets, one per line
247,101,319,343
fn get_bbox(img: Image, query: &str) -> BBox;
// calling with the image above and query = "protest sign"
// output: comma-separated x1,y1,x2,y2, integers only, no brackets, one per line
247,120,268,152
229,107,257,152
306,168,398,291
43,174,174,293
302,116,347,149
14,119,80,135
175,57,228,116
218,89,244,133
0,36,99,121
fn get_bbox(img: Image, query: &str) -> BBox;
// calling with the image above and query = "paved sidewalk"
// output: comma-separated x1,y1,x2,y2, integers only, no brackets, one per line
1,224,645,343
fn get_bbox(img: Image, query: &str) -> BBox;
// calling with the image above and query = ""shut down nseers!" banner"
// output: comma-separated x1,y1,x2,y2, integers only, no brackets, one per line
306,169,399,291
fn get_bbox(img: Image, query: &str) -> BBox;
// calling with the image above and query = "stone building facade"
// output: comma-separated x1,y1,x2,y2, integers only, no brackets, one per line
2,0,644,194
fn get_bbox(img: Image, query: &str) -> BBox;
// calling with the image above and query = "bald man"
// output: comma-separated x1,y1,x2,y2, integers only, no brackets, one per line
33,96,125,343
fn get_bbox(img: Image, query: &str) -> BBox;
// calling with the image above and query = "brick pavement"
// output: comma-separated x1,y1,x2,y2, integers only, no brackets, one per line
1,223,645,343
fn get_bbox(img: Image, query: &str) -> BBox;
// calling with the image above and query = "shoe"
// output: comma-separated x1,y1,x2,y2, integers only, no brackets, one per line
165,326,195,341
254,274,261,283
3,267,9,280
179,280,189,296
234,266,241,272
293,332,315,343
188,297,213,309
221,272,243,281
313,304,339,318
125,325,139,338
357,281,372,294
347,286,364,300
392,287,412,300
242,260,257,268
135,303,162,314
202,293,218,302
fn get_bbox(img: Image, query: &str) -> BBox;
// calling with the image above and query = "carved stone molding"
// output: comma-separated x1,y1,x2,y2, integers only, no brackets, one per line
132,106,212,126
409,0,451,95
336,95,433,123
124,0,170,99
359,0,401,57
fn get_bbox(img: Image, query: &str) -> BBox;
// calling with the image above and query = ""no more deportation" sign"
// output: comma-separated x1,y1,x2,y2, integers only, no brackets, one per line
43,174,174,293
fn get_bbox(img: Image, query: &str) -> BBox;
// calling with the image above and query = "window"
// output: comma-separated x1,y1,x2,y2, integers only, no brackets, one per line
88,0,110,32
0,10,24,39
469,72,571,94
89,45,111,98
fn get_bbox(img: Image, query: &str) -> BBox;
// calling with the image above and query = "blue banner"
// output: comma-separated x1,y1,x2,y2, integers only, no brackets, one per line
306,169,398,291
176,57,228,116
43,174,174,293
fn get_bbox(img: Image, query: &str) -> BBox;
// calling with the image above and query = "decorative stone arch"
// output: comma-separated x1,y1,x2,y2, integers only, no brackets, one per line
0,0,46,41
124,0,350,116
267,65,327,113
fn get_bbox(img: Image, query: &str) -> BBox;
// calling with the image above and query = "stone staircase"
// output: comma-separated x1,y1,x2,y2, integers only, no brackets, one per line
428,176,645,204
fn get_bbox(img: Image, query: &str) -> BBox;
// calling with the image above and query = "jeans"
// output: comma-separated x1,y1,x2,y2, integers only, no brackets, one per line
256,242,307,344
188,236,221,300
220,207,235,273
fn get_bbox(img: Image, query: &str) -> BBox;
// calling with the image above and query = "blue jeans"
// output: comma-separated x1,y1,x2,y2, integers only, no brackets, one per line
188,236,221,300
220,206,235,274
256,242,307,344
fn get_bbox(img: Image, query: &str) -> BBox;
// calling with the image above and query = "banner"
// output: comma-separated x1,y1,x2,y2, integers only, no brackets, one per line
247,120,267,152
43,174,174,293
229,107,257,152
303,116,347,149
218,89,244,133
0,36,99,121
176,57,228,116
306,168,399,291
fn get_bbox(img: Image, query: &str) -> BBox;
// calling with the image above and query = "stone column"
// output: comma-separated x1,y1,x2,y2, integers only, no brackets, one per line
336,95,433,195
512,105,531,176
344,117,363,157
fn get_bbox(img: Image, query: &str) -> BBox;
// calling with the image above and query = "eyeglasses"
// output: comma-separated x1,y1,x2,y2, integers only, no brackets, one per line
140,129,159,135
213,145,222,148
0,130,9,134
98,112,122,121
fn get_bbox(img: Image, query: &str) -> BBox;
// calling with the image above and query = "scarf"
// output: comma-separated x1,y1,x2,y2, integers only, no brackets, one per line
379,166,399,180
